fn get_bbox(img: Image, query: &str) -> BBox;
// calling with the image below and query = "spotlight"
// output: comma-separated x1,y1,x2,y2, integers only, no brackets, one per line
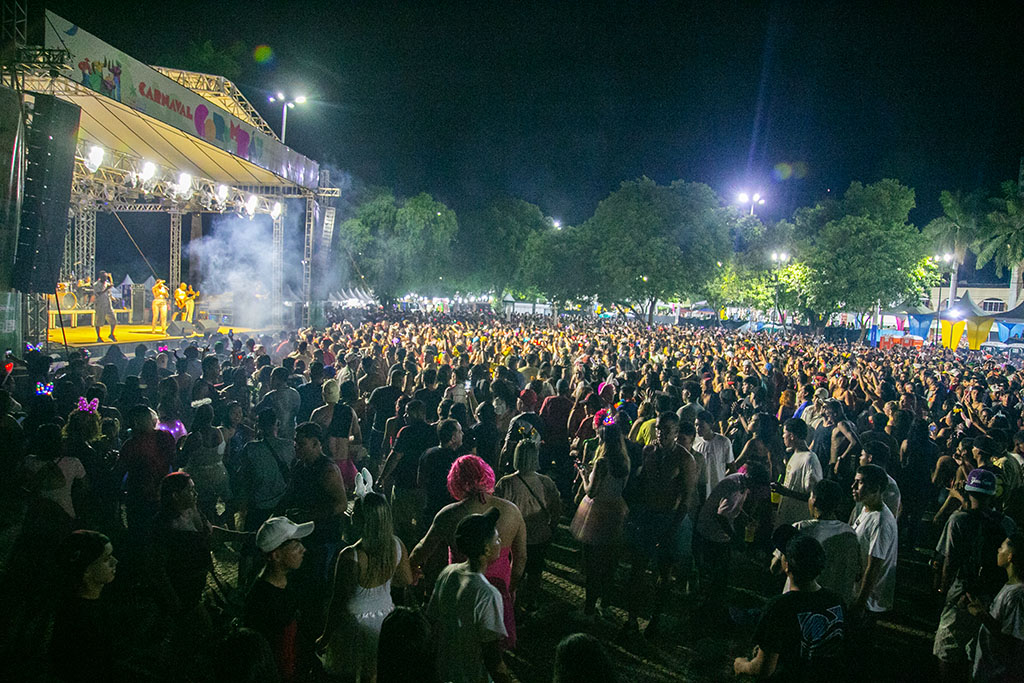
270,201,282,219
216,185,229,202
140,161,156,182
245,194,259,217
175,172,193,196
85,145,104,173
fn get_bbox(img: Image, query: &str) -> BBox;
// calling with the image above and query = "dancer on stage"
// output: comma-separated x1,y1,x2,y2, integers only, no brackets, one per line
151,279,169,333
174,282,198,323
92,271,117,343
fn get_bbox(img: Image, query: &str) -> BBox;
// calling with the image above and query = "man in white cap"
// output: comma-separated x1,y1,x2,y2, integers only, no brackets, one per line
244,516,314,682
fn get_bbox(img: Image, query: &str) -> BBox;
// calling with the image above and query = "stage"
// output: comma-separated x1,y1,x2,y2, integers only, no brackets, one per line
47,322,251,349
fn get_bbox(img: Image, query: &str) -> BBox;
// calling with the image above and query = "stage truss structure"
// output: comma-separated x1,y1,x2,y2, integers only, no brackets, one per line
1,26,340,342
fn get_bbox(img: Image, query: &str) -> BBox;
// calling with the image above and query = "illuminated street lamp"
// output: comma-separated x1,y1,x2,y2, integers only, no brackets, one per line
769,250,790,331
268,93,307,144
738,191,766,215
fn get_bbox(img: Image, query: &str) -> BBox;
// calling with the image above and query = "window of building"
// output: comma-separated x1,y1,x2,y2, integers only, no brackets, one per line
982,298,1006,312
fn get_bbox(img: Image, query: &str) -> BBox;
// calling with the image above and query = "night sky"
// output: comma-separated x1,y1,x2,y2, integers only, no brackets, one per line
46,0,1024,284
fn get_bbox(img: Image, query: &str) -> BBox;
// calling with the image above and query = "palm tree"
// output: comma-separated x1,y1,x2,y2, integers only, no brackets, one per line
923,190,984,309
973,181,1024,308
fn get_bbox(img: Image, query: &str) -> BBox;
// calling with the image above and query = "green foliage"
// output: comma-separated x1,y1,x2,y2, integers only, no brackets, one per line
797,180,932,318
975,181,1024,277
923,189,984,263
584,177,731,318
334,188,457,303
160,40,246,81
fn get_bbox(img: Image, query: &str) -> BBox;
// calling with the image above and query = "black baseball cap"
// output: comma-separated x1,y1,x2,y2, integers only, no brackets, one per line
454,508,500,559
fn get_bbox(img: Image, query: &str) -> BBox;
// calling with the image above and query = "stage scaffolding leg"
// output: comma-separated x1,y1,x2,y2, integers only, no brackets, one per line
24,292,47,348
169,211,181,285
60,211,73,282
189,213,202,284
74,207,96,283
302,196,317,327
272,213,283,328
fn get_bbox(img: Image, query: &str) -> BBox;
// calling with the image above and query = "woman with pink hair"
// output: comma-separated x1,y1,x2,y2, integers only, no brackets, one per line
410,454,527,648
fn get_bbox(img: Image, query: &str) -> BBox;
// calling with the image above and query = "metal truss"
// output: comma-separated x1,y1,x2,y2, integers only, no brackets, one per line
152,67,279,140
24,293,47,347
60,214,73,282
302,196,317,326
272,214,283,327
1,0,27,49
73,207,96,282
169,212,181,286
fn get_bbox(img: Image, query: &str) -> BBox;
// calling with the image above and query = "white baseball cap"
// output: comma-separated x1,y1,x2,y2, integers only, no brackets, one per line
256,516,315,553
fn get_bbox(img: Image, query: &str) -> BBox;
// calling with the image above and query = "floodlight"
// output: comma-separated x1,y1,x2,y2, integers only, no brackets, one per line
270,201,282,219
175,172,192,195
140,161,156,182
752,193,761,202
738,192,750,203
277,92,285,100
216,184,229,202
85,145,104,173
294,95,307,104
245,194,259,216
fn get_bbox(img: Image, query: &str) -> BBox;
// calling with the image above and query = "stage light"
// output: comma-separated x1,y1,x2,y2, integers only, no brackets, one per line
294,95,307,104
245,194,259,217
270,201,282,219
216,185,229,202
140,161,156,182
85,145,104,172
175,172,193,196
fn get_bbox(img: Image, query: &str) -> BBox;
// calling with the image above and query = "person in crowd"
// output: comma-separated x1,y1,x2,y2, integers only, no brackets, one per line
376,607,440,683
570,422,631,617
426,508,513,683
180,402,232,525
244,516,313,683
319,491,412,681
967,531,1024,683
366,370,406,462
412,454,526,648
379,399,433,547
22,422,86,524
772,418,823,528
733,534,847,679
327,379,363,490
49,531,118,682
418,418,464,522
552,632,618,683
257,367,302,443
933,468,1016,682
850,464,899,648
494,440,562,612
694,408,734,498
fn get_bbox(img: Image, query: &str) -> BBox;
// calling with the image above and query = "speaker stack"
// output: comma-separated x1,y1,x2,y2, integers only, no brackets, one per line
12,94,80,293
167,320,194,337
193,318,218,335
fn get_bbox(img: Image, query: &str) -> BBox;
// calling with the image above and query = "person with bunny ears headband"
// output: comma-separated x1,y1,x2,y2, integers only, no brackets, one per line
319,470,412,681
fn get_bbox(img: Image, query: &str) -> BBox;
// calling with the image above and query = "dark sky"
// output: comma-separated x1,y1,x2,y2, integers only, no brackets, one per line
47,0,1024,282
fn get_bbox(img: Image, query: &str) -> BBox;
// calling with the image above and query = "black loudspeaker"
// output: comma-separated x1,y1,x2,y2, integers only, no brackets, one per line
12,94,80,293
167,320,194,337
0,86,25,292
130,284,147,323
193,318,218,335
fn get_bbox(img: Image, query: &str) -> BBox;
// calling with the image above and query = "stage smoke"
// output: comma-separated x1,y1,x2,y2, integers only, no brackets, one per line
187,209,302,329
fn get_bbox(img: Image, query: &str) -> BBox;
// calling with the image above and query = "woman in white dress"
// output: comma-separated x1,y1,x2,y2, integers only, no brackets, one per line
319,484,412,682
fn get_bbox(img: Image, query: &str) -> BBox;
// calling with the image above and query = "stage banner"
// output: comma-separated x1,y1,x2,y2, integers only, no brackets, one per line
44,11,319,190
0,290,21,356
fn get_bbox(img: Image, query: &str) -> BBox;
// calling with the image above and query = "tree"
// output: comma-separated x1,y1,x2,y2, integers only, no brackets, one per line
334,189,458,304
797,180,934,339
518,226,596,314
923,190,984,308
456,198,551,301
160,40,246,81
974,181,1024,307
586,178,731,322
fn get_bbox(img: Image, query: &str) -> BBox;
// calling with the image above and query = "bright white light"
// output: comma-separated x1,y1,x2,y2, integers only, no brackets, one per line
140,161,156,182
287,102,295,109
277,92,285,100
738,192,750,204
943,253,953,262
270,201,282,219
216,185,229,202
552,219,561,229
294,95,307,104
771,251,779,261
758,198,765,205
85,145,104,172
245,194,259,216
752,193,761,202
780,252,789,261
437,211,442,216
175,172,192,195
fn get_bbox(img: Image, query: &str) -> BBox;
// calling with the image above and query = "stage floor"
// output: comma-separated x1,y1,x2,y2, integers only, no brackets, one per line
48,323,250,349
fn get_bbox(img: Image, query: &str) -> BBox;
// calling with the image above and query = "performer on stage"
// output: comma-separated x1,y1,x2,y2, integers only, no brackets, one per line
93,271,117,343
151,279,169,333
174,282,198,323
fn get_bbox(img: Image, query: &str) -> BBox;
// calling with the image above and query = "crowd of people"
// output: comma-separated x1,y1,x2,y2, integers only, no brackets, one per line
0,311,1022,682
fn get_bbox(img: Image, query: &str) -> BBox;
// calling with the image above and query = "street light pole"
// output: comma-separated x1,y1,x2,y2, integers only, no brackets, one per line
737,192,766,216
268,93,307,145
770,250,790,334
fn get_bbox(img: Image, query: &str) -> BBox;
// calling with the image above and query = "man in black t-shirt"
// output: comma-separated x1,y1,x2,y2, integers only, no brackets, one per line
418,419,463,521
366,369,405,461
380,400,435,546
245,516,314,683
734,534,846,681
